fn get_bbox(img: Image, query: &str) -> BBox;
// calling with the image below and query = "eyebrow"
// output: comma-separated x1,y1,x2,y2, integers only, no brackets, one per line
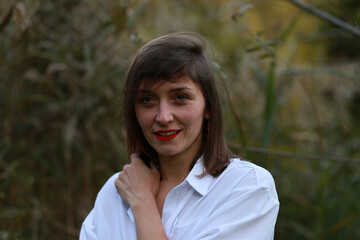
169,87,193,93
138,87,194,94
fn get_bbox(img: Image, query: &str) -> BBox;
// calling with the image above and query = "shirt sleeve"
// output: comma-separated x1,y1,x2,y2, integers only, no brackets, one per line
79,173,120,240
80,210,97,240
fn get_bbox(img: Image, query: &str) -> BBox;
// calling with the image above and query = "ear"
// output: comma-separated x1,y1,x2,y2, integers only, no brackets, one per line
205,111,210,119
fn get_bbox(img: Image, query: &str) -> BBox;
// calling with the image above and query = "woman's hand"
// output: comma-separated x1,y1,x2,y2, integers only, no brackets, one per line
115,154,167,240
115,153,160,208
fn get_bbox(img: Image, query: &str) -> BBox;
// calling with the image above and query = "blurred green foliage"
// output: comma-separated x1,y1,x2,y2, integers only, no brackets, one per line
1,0,360,239
319,0,360,58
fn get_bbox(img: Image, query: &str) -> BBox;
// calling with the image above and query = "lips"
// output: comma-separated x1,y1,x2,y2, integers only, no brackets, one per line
154,130,181,141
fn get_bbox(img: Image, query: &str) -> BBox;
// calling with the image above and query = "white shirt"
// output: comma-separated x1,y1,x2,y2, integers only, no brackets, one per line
80,158,279,240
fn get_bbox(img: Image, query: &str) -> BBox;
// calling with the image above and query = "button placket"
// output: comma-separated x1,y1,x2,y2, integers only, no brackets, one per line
163,185,194,235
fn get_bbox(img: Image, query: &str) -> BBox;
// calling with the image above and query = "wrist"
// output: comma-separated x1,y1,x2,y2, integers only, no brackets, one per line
130,191,156,212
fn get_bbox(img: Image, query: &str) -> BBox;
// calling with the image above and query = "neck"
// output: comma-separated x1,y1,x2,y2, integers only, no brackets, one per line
158,154,194,185
157,131,203,185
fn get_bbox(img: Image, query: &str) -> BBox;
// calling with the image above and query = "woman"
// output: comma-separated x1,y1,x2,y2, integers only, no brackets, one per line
80,32,279,240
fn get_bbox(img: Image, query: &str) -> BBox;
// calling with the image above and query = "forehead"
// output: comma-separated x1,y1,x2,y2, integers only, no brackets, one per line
138,75,201,92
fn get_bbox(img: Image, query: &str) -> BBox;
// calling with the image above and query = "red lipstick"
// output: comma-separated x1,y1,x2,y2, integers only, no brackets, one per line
154,130,181,141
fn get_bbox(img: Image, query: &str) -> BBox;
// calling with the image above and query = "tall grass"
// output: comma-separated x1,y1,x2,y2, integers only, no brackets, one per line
1,0,360,239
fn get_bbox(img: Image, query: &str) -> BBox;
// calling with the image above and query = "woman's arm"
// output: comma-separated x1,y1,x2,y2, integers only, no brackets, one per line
115,153,168,240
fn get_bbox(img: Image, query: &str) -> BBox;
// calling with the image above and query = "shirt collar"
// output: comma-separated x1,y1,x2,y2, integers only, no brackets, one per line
185,157,213,196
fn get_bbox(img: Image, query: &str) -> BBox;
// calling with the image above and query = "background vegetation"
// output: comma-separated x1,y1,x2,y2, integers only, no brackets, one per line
1,0,359,239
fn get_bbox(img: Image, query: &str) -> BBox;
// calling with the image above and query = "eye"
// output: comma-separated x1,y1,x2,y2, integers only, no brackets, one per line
140,96,154,104
175,94,188,102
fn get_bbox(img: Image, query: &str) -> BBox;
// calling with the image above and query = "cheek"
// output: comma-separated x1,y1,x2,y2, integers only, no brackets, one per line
182,106,206,128
135,108,153,131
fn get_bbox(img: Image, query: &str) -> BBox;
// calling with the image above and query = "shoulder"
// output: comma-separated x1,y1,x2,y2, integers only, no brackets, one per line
81,172,135,239
94,172,122,205
218,158,278,199
90,172,130,227
228,158,275,184
99,172,120,194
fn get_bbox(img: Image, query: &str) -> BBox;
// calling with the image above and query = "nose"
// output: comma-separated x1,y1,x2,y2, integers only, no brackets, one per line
155,100,173,125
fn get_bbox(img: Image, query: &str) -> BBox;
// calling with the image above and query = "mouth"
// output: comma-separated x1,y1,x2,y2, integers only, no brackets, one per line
153,130,181,142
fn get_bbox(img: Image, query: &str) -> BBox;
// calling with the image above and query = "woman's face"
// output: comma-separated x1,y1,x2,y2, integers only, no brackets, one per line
135,75,208,162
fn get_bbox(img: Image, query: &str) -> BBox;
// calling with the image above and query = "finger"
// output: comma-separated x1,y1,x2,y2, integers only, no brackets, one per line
115,173,130,193
149,161,158,172
129,153,145,168
114,177,121,190
130,153,150,169
114,178,129,202
114,177,125,194
122,164,129,171
120,166,135,186
117,170,131,186
130,153,140,163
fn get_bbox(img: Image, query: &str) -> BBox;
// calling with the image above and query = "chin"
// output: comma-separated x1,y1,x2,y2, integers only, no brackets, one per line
155,147,182,157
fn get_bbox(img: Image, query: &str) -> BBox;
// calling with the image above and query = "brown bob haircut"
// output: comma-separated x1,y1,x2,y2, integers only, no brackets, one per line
122,32,233,177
